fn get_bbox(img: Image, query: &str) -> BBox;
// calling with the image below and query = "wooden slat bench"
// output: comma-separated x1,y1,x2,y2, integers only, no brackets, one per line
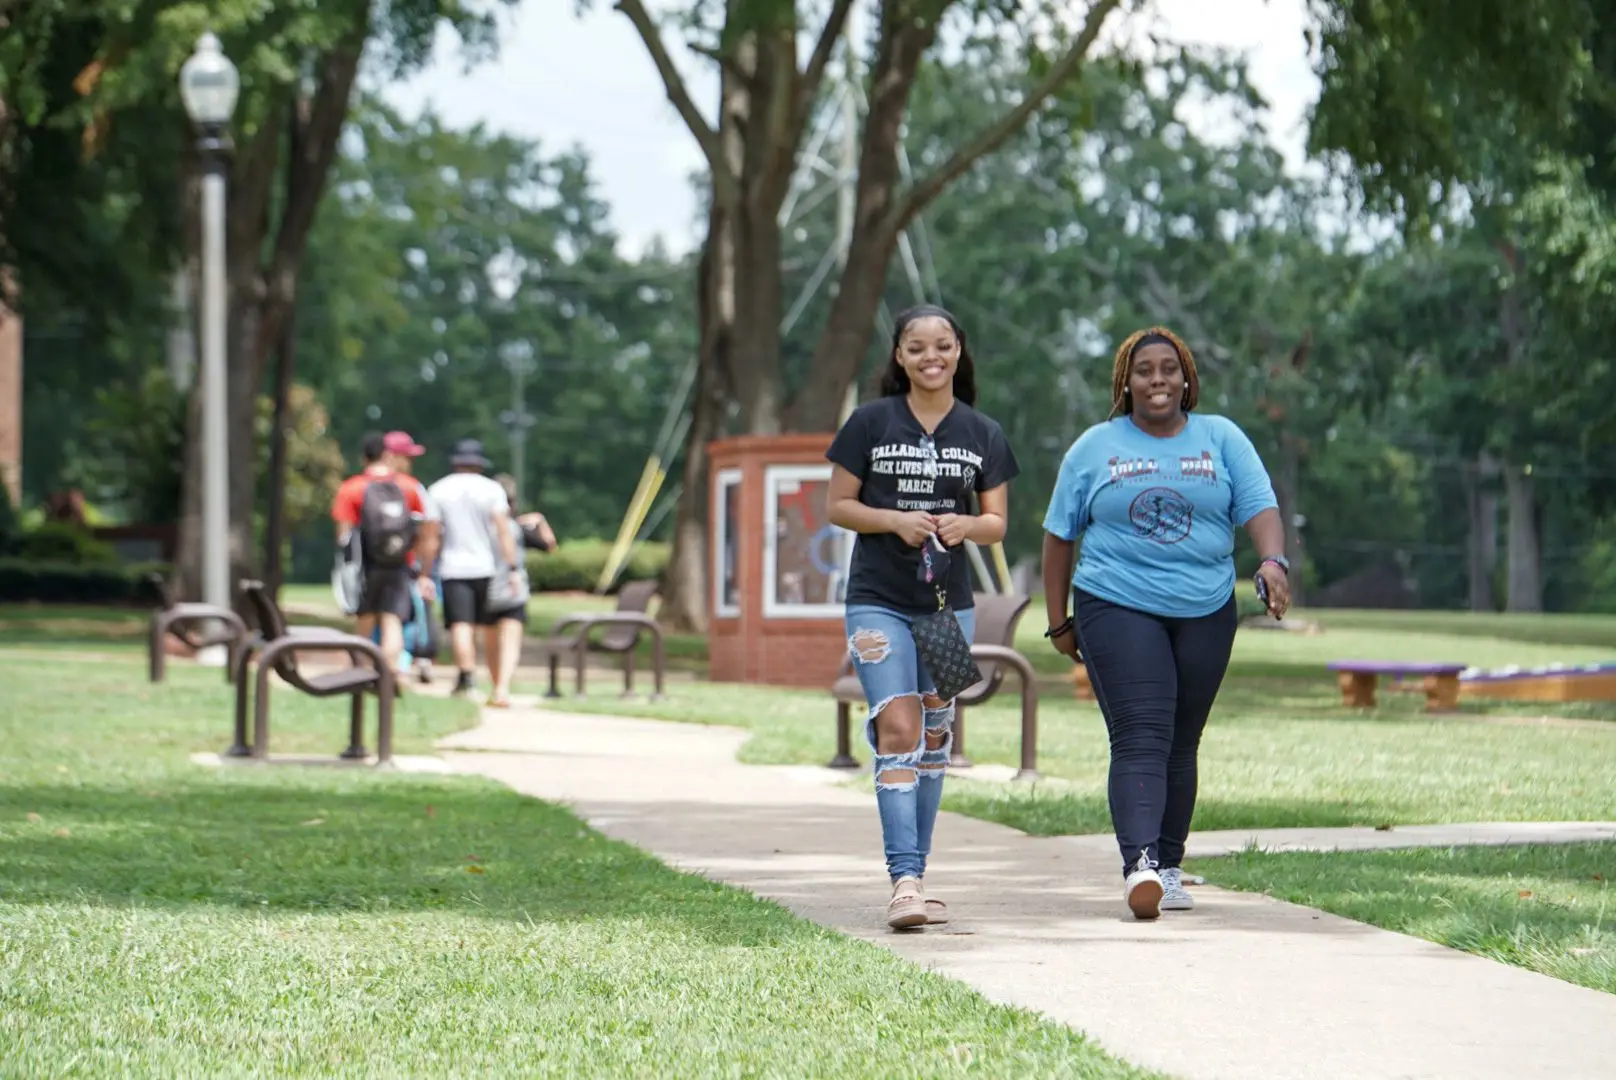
1327,660,1467,712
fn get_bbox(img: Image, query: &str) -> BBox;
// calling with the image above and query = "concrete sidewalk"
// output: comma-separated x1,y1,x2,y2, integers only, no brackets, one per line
439,705,1616,1080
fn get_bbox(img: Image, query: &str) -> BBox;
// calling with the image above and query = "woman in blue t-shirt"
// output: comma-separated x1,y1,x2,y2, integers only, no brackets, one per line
1040,327,1290,921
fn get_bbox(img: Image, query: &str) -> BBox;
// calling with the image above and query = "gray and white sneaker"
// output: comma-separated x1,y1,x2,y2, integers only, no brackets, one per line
1160,867,1195,911
1124,852,1163,920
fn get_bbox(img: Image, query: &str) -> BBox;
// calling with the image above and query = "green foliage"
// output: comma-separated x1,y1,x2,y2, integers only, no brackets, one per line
526,538,669,594
0,558,166,604
1306,0,1599,223
59,367,187,524
10,523,119,566
295,96,695,547
254,383,346,537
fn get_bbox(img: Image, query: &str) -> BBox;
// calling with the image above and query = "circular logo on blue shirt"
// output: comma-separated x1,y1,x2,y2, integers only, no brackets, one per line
1129,487,1194,544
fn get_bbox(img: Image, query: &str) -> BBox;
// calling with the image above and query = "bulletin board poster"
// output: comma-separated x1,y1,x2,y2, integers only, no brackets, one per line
762,464,851,618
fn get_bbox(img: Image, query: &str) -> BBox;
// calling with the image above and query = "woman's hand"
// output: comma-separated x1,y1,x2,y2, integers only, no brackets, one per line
890,510,938,547
1049,624,1081,661
933,513,972,547
1256,559,1291,619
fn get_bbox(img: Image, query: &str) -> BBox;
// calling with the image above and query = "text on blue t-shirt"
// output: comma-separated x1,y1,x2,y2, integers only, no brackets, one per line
1041,413,1278,618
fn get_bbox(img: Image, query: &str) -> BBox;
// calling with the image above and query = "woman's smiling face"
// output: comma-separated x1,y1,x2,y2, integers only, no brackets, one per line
1127,341,1186,421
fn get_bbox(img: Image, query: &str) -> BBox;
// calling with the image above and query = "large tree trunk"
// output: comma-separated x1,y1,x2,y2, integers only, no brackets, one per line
650,21,807,629
1504,464,1543,612
1467,451,1499,611
658,191,735,633
786,7,933,431
786,0,1123,430
1495,242,1541,613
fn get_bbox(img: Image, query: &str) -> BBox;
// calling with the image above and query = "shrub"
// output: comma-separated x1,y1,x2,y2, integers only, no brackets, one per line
0,560,168,605
10,523,120,566
526,538,669,594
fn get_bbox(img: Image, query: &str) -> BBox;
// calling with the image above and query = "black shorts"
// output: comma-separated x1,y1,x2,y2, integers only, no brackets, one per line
442,578,493,627
359,566,414,621
488,600,528,626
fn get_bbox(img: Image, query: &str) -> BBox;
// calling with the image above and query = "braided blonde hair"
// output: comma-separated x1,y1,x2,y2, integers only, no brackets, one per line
1108,326,1199,418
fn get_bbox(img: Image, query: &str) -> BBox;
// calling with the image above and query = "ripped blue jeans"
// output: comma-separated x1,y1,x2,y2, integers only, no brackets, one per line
845,603,977,883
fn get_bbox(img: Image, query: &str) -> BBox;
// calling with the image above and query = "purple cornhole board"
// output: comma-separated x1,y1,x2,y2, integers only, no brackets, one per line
1328,661,1466,675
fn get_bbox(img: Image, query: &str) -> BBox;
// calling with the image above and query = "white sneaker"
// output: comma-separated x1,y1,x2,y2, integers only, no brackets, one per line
1124,852,1163,920
1160,867,1195,911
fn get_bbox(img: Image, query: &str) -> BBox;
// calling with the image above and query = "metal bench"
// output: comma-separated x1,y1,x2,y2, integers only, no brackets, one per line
1327,660,1467,712
228,579,397,764
145,572,249,684
534,579,666,699
830,592,1041,779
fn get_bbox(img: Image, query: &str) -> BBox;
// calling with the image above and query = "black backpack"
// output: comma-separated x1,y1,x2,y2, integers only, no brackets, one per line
359,477,417,569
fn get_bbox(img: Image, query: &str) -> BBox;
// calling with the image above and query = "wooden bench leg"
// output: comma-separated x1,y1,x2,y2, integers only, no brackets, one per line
1338,671,1378,708
1424,673,1461,712
828,702,859,769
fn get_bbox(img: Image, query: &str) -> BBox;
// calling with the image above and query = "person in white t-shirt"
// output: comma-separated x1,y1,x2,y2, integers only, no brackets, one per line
427,439,520,697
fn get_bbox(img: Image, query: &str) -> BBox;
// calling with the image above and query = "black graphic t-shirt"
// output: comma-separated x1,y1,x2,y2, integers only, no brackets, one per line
826,395,1021,615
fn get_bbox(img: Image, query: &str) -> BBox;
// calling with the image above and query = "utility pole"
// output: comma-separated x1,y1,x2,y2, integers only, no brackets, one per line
498,340,537,504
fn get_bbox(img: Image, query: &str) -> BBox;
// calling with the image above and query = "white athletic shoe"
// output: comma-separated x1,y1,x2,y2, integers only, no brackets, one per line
1124,853,1163,920
1160,867,1195,911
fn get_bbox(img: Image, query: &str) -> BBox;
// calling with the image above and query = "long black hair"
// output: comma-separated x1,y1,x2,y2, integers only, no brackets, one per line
876,304,978,406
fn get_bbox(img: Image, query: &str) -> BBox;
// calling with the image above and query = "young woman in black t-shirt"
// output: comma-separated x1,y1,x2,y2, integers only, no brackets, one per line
825,304,1021,930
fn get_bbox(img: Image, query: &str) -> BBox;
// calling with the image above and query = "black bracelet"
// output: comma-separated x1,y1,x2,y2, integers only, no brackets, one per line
1044,617,1074,639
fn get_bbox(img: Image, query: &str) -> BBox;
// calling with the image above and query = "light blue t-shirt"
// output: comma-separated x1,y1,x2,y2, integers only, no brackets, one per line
1042,414,1278,618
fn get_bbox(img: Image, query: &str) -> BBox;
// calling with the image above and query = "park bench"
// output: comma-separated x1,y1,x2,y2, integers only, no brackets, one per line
1327,660,1466,712
829,591,1042,779
534,579,667,699
228,579,397,764
145,571,249,684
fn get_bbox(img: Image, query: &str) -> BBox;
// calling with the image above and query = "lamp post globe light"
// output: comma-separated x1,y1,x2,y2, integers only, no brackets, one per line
181,32,238,663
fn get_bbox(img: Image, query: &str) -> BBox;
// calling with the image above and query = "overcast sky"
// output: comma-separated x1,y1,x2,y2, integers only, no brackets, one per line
384,0,1320,258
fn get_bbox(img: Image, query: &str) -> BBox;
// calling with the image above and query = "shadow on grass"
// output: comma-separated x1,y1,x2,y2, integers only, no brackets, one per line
0,772,829,949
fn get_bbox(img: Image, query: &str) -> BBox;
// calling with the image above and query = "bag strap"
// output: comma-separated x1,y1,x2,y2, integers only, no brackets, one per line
921,535,948,611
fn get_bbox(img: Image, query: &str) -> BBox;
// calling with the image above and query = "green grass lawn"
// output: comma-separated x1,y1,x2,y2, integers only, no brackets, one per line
0,649,1149,1078
1193,843,1616,994
540,606,1616,838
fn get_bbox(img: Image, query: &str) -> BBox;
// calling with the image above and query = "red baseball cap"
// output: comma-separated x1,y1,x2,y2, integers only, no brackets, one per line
383,430,425,457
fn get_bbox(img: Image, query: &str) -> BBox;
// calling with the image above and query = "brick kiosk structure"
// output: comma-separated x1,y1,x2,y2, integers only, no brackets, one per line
706,434,854,687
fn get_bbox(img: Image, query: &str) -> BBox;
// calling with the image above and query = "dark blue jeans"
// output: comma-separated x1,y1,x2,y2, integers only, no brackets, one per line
1074,589,1238,876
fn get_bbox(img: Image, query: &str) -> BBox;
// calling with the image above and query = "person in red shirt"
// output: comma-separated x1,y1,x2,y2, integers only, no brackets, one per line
331,431,440,673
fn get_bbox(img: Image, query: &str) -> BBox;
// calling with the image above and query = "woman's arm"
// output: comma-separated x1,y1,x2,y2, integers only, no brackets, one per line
965,484,1008,544
1042,532,1076,631
827,465,899,534
1244,506,1285,560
